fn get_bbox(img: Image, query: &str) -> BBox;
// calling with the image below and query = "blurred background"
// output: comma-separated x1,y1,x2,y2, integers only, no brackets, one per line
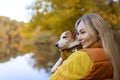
0,0,120,80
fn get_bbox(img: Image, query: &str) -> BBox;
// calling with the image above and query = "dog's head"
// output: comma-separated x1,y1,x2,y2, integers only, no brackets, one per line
55,30,80,50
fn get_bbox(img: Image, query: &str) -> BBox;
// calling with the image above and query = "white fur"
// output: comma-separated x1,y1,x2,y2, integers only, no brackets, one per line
56,32,69,49
68,40,80,48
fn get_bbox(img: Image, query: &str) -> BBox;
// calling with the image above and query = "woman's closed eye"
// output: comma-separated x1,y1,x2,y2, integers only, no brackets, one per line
81,31,86,34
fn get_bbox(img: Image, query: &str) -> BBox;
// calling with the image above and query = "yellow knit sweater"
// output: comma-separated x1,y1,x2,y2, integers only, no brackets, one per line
49,50,93,80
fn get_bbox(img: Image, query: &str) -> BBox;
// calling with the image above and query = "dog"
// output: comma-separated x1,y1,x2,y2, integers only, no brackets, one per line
51,30,82,73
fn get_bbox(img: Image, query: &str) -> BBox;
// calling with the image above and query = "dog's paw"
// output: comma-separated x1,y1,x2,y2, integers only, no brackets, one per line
51,57,63,73
51,66,57,73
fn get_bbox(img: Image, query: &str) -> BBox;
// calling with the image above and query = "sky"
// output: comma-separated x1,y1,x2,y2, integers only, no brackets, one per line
0,0,35,22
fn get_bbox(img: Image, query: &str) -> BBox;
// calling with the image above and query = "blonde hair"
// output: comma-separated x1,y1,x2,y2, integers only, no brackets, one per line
75,13,120,80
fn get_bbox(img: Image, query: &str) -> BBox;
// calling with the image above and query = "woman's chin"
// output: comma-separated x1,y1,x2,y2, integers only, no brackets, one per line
82,45,88,49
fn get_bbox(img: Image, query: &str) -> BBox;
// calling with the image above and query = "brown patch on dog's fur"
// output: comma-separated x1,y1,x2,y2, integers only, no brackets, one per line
61,45,82,61
65,30,77,41
70,30,77,40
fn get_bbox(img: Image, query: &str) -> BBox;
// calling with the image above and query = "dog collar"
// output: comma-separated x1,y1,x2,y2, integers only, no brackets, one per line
72,48,78,52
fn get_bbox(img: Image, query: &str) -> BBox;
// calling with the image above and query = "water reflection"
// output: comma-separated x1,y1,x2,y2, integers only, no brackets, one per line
0,53,50,80
0,30,59,80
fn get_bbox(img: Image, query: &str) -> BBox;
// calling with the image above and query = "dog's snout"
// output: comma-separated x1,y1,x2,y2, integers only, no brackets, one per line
55,43,58,47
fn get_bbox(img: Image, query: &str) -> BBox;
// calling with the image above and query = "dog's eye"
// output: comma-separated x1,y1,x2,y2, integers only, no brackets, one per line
63,36,66,38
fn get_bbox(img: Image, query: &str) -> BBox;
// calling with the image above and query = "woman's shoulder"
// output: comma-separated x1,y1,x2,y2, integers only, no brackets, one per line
71,50,87,56
67,50,90,61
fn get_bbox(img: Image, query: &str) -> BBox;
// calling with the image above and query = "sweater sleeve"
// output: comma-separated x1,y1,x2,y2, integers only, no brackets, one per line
49,50,93,80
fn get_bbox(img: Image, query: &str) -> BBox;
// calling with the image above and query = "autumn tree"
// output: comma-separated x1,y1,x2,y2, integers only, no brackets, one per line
29,0,120,35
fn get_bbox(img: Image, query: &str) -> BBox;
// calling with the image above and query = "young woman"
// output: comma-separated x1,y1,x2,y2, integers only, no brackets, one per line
49,13,120,80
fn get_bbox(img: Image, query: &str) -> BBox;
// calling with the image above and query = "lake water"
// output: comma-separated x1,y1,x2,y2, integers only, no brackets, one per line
0,53,50,80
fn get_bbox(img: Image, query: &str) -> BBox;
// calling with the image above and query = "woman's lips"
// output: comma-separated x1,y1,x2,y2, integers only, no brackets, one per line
80,42,84,45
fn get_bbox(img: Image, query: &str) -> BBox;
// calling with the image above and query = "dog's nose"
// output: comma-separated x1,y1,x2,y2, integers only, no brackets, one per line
55,43,58,47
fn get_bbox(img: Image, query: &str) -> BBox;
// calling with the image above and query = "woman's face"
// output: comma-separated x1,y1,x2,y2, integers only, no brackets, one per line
76,20,97,48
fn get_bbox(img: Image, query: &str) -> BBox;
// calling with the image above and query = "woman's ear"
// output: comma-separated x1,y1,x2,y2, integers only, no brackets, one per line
97,34,101,41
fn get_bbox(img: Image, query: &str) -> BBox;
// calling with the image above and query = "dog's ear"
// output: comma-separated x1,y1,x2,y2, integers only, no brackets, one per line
70,30,77,40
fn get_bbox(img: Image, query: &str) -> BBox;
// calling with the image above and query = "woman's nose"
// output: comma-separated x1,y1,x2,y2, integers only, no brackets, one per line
77,35,82,41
